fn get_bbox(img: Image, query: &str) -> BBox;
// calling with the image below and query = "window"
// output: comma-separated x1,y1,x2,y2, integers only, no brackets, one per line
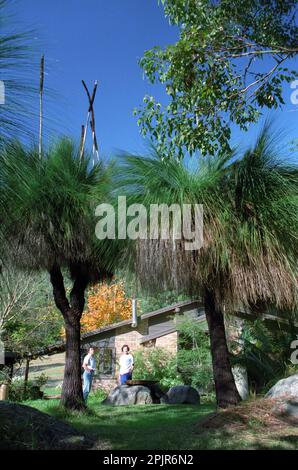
96,347,116,377
143,339,156,348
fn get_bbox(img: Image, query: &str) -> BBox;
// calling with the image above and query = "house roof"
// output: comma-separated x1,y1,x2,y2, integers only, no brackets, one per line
24,299,298,359
81,299,201,340
139,326,177,344
140,299,200,320
139,314,207,344
25,299,201,358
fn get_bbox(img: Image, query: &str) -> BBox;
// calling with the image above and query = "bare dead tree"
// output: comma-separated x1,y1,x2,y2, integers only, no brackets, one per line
80,80,99,165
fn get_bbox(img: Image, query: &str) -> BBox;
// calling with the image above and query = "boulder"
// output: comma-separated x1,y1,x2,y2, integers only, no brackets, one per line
265,374,298,399
272,398,298,425
0,402,93,450
167,385,200,405
102,385,153,406
232,365,249,400
148,383,169,404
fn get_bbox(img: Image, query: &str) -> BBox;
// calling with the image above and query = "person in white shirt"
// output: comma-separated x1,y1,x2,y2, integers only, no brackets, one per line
119,344,134,385
82,347,96,402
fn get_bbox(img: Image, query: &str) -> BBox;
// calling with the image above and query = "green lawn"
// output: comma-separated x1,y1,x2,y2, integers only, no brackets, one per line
24,394,298,450
26,394,214,450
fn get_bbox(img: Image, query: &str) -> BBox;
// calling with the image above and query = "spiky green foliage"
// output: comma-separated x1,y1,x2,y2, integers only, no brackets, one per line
0,138,121,410
234,317,298,393
0,138,116,277
0,0,38,143
116,124,298,311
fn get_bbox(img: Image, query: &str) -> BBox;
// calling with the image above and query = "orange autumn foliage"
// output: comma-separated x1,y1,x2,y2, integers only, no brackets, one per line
81,282,132,333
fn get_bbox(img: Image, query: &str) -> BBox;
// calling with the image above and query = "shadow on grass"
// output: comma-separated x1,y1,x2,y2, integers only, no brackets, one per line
26,399,214,450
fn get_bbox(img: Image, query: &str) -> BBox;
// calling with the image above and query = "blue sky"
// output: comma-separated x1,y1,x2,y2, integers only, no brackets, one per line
16,0,298,159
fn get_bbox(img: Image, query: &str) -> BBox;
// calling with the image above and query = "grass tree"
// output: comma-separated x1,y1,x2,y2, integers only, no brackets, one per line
116,125,298,407
0,0,39,144
0,139,117,410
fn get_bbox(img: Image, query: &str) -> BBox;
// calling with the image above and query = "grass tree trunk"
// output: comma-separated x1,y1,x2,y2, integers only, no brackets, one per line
50,265,88,411
62,315,82,410
204,287,241,408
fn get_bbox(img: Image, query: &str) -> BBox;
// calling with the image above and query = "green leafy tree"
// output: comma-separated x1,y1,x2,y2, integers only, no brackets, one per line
0,139,118,410
0,262,63,355
136,0,298,158
117,124,298,407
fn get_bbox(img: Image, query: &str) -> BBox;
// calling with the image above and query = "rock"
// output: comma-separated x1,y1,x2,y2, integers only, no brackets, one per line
102,385,153,406
167,385,200,405
160,395,169,404
0,402,93,450
272,398,298,425
265,374,298,399
149,383,169,404
232,365,249,400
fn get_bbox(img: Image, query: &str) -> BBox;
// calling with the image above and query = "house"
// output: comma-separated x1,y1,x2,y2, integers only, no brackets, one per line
23,298,297,393
81,299,206,391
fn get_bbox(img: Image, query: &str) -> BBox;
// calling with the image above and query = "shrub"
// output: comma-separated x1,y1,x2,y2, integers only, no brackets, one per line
8,374,48,402
177,318,214,393
133,348,181,389
133,319,214,393
0,367,11,385
90,387,107,402
233,318,298,393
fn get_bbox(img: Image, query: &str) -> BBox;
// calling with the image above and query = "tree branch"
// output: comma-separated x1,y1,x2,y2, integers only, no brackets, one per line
49,265,70,316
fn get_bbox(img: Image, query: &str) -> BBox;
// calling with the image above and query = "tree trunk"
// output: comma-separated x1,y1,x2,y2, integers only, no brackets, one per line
23,357,30,399
49,264,88,411
61,314,84,410
204,288,241,408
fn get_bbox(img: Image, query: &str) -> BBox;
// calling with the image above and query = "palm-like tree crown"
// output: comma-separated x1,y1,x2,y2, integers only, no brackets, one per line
116,125,298,311
0,0,38,144
0,138,115,280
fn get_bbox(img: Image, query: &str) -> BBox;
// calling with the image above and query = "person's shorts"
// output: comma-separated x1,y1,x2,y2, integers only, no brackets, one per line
120,372,132,385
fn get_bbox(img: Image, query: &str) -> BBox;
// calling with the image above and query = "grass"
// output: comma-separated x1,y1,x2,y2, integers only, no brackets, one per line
25,394,214,450
24,394,298,450
24,353,64,391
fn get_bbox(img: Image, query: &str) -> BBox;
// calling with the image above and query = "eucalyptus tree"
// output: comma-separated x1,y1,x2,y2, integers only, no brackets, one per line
116,126,298,407
136,0,298,158
0,139,118,410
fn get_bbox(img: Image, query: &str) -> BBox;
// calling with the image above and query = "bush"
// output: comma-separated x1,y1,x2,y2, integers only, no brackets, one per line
132,319,214,393
133,348,181,389
8,373,48,402
0,367,11,385
90,387,107,402
233,318,298,393
177,319,214,393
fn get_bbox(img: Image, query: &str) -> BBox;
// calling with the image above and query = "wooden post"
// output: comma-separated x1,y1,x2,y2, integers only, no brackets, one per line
0,384,9,400
23,357,30,398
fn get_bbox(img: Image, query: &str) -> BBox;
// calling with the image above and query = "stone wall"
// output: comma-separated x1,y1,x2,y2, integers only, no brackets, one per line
93,377,118,393
114,319,148,360
92,320,148,392
155,331,178,355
